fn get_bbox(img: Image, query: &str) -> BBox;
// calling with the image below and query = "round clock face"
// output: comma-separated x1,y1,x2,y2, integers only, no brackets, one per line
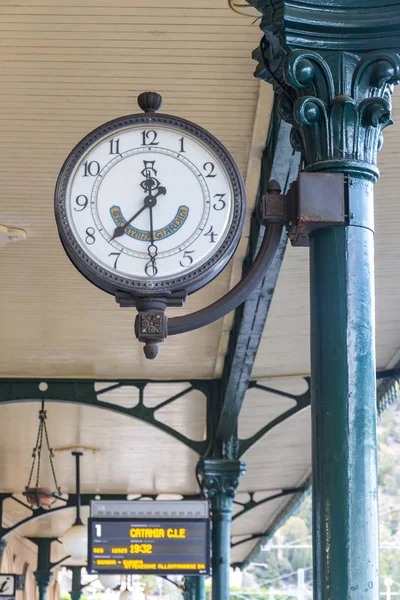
55,113,245,295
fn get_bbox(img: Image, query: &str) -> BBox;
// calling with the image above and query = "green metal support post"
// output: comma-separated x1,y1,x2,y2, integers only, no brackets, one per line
310,180,378,597
34,571,52,600
30,537,66,600
195,576,206,600
183,577,196,600
198,459,246,600
69,566,82,600
32,538,53,600
248,0,400,598
184,576,205,600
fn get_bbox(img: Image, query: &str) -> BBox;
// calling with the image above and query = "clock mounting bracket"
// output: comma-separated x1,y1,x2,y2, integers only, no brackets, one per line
115,289,187,359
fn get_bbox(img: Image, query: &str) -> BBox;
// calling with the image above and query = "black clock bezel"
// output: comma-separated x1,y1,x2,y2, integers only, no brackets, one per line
54,111,246,297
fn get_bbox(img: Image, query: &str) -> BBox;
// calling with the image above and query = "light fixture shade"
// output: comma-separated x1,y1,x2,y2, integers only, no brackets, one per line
120,590,134,600
61,523,88,559
99,575,120,590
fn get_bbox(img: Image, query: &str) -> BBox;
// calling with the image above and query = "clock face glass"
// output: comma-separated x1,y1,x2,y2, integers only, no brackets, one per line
64,122,236,285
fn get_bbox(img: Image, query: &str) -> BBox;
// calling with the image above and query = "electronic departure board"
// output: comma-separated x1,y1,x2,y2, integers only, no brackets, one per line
88,518,210,575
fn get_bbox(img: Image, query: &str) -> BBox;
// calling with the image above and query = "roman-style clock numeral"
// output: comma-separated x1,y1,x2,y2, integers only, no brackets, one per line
145,261,158,277
179,250,194,267
74,194,88,211
204,225,217,243
203,162,216,177
141,130,159,146
85,227,96,245
109,139,120,155
109,252,121,269
213,194,226,211
82,160,100,177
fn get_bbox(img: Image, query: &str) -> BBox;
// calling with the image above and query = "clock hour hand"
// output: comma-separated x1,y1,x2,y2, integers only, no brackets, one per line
145,186,166,203
111,204,147,240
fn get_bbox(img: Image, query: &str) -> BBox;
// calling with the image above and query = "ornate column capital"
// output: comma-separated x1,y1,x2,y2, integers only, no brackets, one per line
197,459,246,514
248,0,400,181
34,571,52,588
34,569,53,600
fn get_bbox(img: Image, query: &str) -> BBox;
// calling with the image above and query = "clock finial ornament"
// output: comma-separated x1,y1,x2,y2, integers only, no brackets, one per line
137,91,163,113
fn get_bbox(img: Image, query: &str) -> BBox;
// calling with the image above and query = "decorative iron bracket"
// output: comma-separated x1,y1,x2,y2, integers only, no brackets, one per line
260,174,346,247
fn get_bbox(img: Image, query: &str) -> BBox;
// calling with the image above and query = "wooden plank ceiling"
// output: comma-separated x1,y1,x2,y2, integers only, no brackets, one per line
2,0,398,573
0,0,292,570
0,0,272,380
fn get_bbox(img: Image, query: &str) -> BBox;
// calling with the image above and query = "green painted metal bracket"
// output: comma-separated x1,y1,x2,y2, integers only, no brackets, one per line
28,537,69,571
231,484,310,552
237,368,392,458
234,484,312,573
232,487,306,521
0,491,200,541
0,378,211,454
238,378,310,457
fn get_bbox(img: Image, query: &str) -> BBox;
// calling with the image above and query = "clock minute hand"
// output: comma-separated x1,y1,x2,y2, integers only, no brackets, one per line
146,204,158,274
111,204,147,240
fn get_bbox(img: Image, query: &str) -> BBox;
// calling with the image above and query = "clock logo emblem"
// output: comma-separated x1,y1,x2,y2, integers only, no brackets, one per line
110,160,189,242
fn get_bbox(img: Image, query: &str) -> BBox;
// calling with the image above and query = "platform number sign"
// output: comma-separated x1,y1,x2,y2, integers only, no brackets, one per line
0,575,16,599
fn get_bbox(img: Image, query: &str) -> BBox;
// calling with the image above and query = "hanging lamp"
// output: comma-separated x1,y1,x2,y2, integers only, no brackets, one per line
119,576,134,600
23,401,62,509
62,451,88,559
99,575,121,590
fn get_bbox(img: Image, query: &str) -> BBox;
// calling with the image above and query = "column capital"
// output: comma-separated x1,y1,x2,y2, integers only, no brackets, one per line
249,0,400,181
34,571,52,588
250,0,400,53
197,459,246,513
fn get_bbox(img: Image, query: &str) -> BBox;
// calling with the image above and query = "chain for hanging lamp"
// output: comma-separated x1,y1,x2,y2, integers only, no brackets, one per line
23,400,62,509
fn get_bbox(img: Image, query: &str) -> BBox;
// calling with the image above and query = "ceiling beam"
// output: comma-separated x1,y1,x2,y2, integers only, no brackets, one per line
215,107,300,446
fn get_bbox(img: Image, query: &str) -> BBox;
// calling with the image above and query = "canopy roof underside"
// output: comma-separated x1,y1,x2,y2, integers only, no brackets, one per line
0,0,399,569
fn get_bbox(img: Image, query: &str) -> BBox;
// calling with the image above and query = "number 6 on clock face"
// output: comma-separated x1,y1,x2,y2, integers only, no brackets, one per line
55,111,245,297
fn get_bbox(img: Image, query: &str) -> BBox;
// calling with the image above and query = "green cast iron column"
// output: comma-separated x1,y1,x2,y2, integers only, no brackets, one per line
248,0,400,597
31,538,55,600
310,179,378,597
34,571,52,600
185,576,205,600
198,459,246,600
183,577,196,600
70,566,82,600
195,576,206,600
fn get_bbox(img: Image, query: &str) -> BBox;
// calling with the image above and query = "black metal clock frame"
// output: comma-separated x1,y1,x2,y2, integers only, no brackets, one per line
54,95,245,298
54,92,286,358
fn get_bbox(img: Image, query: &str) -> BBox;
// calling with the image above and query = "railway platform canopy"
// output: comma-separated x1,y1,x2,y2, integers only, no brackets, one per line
0,2,400,600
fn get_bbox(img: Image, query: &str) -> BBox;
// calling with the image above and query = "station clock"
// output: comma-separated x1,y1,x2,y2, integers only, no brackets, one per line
55,92,246,298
